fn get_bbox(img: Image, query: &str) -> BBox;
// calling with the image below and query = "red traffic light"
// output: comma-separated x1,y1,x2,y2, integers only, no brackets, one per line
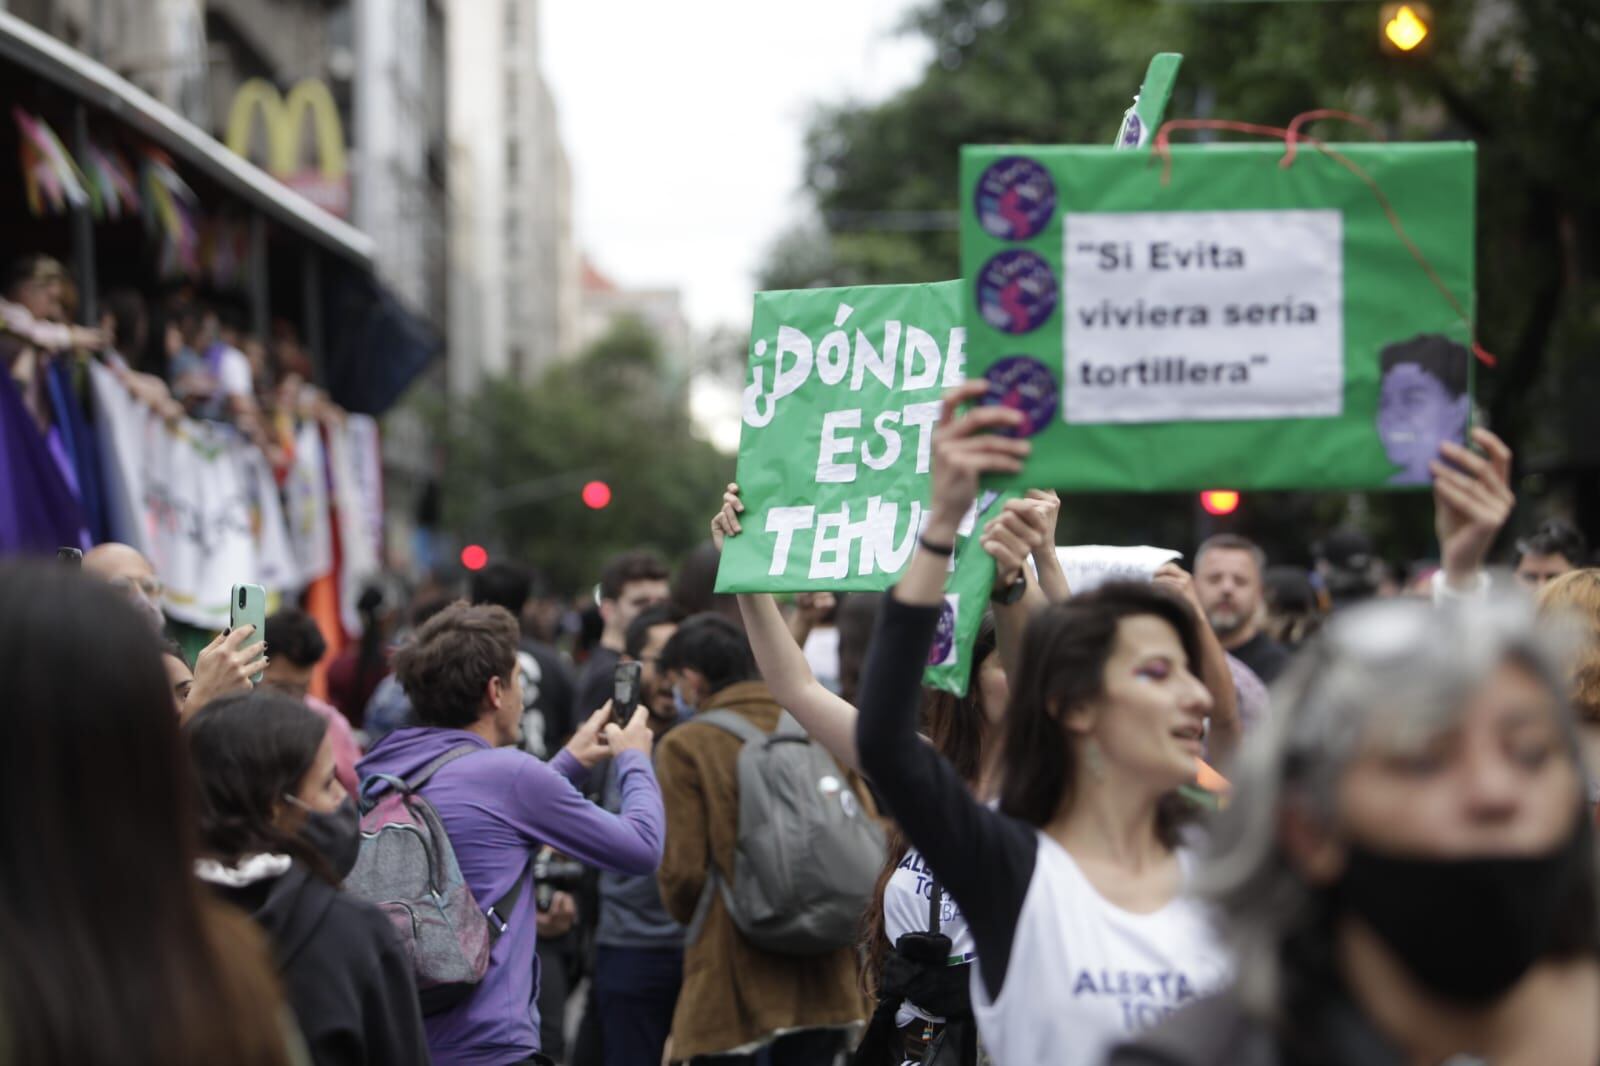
1199,490,1240,517
460,544,489,571
582,480,612,510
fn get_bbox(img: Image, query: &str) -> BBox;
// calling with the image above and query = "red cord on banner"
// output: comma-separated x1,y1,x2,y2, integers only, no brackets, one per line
1151,112,1496,368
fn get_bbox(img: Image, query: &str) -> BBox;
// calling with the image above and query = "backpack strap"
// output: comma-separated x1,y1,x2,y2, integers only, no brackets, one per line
679,710,768,947
405,743,484,791
692,709,768,745
403,743,532,941
927,876,944,936
484,854,534,939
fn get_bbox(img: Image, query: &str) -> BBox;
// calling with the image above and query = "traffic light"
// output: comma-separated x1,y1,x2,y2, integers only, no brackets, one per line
460,544,488,571
581,480,613,510
1380,3,1432,54
1199,490,1240,517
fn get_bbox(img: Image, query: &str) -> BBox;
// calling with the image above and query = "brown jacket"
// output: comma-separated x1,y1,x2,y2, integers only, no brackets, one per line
655,680,870,1060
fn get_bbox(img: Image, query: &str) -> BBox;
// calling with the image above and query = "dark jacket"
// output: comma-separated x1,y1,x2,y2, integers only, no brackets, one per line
208,861,431,1066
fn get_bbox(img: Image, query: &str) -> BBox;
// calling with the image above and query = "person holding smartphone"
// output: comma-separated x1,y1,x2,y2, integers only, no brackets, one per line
587,604,692,1066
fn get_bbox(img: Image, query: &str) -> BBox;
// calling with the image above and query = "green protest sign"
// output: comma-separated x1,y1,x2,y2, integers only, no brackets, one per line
922,490,1010,697
716,281,966,593
959,141,1477,492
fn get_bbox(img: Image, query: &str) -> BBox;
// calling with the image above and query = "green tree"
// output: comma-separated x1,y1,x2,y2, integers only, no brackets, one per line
769,0,1600,563
435,316,734,593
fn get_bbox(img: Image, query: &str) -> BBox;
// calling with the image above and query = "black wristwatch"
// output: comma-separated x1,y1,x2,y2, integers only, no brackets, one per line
991,570,1027,605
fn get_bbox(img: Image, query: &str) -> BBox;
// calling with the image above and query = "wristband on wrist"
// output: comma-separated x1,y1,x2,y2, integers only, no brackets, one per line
918,534,955,557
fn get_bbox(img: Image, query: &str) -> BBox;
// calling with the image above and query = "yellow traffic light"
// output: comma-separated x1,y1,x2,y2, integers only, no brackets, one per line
1381,3,1432,53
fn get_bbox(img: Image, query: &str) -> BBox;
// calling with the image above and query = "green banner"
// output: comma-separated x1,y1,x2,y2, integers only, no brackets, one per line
959,142,1477,491
716,281,965,593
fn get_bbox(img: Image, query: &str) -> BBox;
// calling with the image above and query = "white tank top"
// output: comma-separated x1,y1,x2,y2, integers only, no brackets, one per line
884,846,977,1027
971,834,1231,1066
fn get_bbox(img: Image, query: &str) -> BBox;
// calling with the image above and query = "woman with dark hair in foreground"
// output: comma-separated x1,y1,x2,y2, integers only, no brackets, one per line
855,386,1233,1066
0,565,297,1065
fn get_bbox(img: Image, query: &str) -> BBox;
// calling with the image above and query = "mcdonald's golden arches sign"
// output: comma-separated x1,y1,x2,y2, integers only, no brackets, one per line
225,78,350,219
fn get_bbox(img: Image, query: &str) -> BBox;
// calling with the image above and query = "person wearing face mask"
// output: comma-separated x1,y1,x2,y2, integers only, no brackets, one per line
263,607,362,795
184,689,431,1066
1109,594,1600,1066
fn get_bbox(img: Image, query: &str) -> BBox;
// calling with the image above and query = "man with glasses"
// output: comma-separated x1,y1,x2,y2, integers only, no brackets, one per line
590,603,687,1066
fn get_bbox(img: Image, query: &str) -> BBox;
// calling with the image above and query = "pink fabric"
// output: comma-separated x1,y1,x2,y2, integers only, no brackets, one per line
304,694,361,796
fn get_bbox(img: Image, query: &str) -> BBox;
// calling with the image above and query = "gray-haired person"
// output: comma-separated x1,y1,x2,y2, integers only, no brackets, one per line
1109,594,1600,1066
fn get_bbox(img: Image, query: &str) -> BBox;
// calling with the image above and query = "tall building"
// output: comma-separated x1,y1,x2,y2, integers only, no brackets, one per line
447,0,575,396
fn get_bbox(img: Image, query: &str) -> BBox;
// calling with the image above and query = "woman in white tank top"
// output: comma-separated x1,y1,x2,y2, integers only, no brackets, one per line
856,386,1240,1066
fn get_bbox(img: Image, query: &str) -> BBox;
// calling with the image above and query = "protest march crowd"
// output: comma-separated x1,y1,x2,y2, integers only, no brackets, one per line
10,237,1600,1066
6,47,1600,1065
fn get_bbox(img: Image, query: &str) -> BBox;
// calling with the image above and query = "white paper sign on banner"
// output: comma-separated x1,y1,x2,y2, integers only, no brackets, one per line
326,422,379,637
1052,545,1182,594
1063,209,1344,424
286,422,334,585
89,362,300,629
88,362,155,553
345,414,385,567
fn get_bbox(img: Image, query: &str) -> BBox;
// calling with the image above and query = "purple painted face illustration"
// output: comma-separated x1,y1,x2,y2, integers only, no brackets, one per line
1376,362,1470,484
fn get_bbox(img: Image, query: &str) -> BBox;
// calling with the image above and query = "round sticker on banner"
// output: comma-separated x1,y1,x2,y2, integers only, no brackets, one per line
976,250,1057,335
1118,108,1145,148
981,355,1059,438
928,599,957,667
975,156,1057,241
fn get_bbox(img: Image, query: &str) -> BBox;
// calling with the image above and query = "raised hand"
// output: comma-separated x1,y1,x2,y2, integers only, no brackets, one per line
1431,429,1513,590
710,482,743,551
924,382,1031,543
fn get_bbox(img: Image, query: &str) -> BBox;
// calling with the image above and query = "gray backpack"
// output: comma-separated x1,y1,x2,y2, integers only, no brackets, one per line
687,710,886,955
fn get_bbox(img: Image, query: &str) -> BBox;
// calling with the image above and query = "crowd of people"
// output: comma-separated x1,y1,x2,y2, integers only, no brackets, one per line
7,371,1600,1066
2,250,349,558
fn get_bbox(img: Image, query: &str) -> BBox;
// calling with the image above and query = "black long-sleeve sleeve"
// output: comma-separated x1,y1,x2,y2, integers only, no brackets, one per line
855,594,1037,1001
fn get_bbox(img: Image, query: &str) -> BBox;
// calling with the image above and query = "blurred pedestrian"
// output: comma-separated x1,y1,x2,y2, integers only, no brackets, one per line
573,550,671,719
1194,534,1289,683
1516,519,1588,591
263,607,361,794
0,565,297,1065
1537,568,1600,802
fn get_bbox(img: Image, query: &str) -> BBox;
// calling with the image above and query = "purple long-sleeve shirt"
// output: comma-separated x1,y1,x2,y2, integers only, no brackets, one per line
357,727,664,1066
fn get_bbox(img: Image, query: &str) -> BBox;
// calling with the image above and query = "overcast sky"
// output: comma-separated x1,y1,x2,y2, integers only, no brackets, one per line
542,0,929,336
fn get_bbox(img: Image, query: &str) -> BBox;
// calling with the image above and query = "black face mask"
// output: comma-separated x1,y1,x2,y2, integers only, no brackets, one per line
293,798,362,882
1337,826,1587,1005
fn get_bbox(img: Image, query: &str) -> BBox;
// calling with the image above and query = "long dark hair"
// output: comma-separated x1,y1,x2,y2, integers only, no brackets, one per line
861,613,998,1000
0,566,293,1065
999,582,1201,844
185,690,337,883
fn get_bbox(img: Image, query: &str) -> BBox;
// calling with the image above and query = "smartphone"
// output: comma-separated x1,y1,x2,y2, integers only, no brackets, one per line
612,661,642,727
230,583,268,684
56,547,82,567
